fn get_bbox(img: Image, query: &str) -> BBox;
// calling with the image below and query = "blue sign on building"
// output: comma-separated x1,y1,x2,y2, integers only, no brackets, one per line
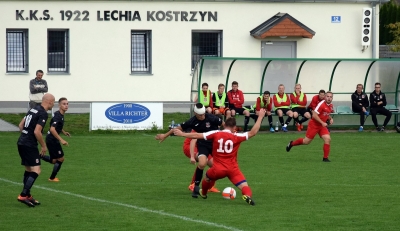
331,16,341,23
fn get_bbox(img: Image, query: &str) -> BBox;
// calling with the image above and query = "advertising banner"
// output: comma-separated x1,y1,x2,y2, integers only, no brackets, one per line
90,102,163,130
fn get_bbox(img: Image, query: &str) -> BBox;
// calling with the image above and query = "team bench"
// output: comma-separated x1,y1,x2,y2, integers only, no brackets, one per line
331,104,400,125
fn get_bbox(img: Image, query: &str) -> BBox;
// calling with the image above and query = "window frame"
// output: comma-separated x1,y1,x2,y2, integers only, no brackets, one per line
47,29,70,73
131,30,152,74
191,30,223,70
6,29,29,73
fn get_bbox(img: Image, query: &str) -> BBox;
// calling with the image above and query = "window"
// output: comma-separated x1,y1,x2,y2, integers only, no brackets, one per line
131,30,151,74
6,29,28,73
48,29,69,73
192,31,222,69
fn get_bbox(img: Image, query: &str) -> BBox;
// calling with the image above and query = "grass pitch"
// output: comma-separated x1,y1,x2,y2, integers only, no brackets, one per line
1,129,400,231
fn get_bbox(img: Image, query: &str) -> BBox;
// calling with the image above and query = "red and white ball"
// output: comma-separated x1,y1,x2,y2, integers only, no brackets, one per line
222,187,236,200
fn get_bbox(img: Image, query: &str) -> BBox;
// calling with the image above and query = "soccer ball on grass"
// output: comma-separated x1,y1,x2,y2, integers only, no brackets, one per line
222,187,236,200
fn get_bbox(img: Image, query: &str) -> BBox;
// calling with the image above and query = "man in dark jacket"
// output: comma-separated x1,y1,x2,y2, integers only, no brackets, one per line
369,82,392,131
351,84,369,132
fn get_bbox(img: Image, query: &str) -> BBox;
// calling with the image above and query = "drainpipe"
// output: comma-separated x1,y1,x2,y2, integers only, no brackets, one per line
371,2,377,58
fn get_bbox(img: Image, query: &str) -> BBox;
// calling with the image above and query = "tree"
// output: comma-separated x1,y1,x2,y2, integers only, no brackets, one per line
385,22,400,51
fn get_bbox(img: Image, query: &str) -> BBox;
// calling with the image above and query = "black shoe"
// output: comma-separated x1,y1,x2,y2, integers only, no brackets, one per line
242,195,255,206
322,158,331,162
192,186,200,198
286,141,293,152
199,189,207,199
376,127,381,132
28,196,40,205
17,195,35,207
380,127,385,132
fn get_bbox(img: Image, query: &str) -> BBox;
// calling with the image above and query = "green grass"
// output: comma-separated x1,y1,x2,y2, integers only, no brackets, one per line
0,129,400,230
0,113,190,134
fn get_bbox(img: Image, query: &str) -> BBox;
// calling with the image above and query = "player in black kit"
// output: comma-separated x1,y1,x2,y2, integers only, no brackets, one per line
17,93,55,207
155,103,223,198
41,97,71,182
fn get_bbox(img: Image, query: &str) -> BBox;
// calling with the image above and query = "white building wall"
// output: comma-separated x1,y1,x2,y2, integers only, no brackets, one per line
0,1,378,102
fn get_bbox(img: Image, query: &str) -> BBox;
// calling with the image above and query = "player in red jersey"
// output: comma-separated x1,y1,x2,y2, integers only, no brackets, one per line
290,84,311,132
307,89,326,112
286,91,334,162
174,109,266,206
182,132,219,193
227,81,251,132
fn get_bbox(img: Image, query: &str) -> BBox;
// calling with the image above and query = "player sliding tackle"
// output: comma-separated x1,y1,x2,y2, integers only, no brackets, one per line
173,109,266,206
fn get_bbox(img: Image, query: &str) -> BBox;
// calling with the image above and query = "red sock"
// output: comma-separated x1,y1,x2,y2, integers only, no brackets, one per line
241,186,252,197
210,180,215,188
292,138,304,146
190,167,196,184
323,143,330,158
201,180,213,195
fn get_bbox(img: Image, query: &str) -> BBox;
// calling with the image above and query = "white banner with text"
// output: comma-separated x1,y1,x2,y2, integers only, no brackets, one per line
90,102,163,130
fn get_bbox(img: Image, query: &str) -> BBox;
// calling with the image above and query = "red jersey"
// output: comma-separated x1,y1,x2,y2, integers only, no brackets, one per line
312,100,334,124
227,90,245,108
203,130,248,169
255,97,272,111
273,93,291,108
290,92,307,108
308,95,323,110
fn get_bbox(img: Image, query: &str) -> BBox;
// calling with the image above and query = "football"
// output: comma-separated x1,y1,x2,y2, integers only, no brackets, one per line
222,187,236,200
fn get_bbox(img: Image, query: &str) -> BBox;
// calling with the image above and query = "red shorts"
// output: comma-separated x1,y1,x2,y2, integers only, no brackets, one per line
183,147,198,158
306,121,330,139
205,166,246,186
213,108,229,115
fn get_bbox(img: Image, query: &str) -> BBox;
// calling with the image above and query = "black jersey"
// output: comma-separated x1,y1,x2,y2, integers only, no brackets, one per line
17,105,48,148
180,113,222,144
370,90,387,108
46,111,65,143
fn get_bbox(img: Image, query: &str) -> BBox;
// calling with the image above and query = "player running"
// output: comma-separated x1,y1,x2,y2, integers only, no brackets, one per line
286,91,334,162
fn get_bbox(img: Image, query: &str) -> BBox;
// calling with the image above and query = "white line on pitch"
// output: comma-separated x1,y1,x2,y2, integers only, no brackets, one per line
0,177,243,231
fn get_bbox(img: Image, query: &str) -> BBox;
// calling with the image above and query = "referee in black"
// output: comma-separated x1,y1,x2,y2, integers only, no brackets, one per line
17,93,55,207
370,82,392,131
156,103,223,198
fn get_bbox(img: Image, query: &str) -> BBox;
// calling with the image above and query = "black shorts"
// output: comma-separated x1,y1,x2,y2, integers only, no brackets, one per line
47,141,65,159
197,141,212,158
292,107,308,116
231,107,248,115
18,145,41,166
275,108,290,115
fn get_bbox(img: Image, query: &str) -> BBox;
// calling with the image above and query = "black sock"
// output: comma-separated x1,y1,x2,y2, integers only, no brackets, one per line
23,171,29,184
42,155,52,163
21,172,38,197
299,117,308,124
194,167,204,186
294,117,300,123
285,116,293,125
244,116,250,132
50,161,63,179
268,115,273,128
279,117,284,126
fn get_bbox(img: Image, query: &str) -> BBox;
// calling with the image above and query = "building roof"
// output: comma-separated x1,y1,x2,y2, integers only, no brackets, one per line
250,12,316,39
